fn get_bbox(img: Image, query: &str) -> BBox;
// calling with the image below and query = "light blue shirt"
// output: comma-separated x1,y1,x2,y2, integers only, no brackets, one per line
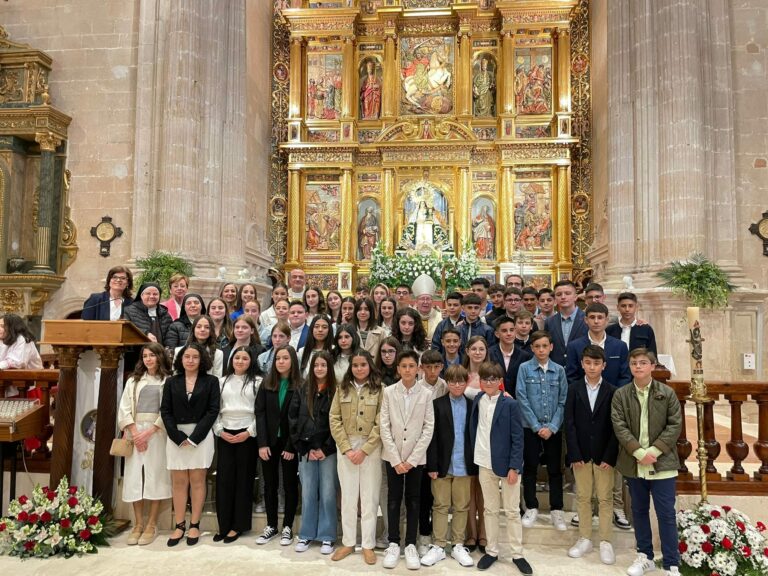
585,377,602,411
561,313,574,345
448,395,468,477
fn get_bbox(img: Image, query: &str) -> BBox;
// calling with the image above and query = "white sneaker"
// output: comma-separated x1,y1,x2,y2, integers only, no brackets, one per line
666,568,680,576
279,526,293,546
600,541,616,565
522,508,539,528
320,541,335,555
420,544,446,566
383,543,401,569
568,537,593,558
451,544,474,567
417,535,431,557
551,510,567,531
627,553,657,576
614,508,632,529
404,544,421,570
294,539,310,552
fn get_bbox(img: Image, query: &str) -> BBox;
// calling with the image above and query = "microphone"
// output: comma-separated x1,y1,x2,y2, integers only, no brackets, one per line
80,295,125,314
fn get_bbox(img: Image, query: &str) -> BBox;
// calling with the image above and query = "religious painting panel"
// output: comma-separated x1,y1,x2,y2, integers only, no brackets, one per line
358,128,381,143
397,175,453,253
400,36,455,116
472,126,497,141
513,180,552,252
359,57,383,120
471,197,496,260
307,129,339,142
514,47,552,116
515,124,552,138
307,51,343,121
357,198,381,261
304,179,342,252
472,53,497,118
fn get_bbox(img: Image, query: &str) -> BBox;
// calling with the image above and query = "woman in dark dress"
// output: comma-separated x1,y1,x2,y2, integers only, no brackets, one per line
123,283,172,345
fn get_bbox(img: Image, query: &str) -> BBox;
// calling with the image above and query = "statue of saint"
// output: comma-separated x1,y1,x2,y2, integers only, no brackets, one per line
359,60,381,120
472,57,496,117
358,206,379,260
397,182,452,254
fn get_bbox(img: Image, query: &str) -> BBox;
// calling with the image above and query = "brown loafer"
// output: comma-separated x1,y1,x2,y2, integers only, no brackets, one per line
362,548,377,565
138,524,157,546
127,524,143,546
331,545,355,561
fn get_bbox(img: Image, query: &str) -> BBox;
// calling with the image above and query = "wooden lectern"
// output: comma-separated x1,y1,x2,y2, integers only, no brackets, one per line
42,320,149,509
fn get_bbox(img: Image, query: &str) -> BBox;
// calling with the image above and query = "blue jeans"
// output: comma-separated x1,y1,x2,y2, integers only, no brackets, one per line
627,477,680,570
298,452,338,542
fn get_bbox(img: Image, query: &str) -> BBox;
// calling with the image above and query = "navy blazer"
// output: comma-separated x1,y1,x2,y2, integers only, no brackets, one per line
545,308,588,367
564,378,619,466
487,344,532,398
469,392,524,477
426,394,478,477
565,334,631,387
605,322,657,357
81,291,133,321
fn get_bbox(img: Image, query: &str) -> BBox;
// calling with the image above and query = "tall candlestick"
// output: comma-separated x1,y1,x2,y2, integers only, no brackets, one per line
686,305,709,503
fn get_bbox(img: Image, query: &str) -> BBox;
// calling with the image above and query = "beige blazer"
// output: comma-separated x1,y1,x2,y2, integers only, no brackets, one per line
380,380,435,467
361,325,386,359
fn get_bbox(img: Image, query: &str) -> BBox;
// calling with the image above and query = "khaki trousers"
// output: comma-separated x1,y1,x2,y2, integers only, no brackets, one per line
431,475,471,547
337,445,382,549
478,466,523,559
573,462,614,542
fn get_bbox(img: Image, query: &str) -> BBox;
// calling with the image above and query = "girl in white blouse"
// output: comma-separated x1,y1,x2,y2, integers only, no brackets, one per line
0,314,42,371
213,346,262,543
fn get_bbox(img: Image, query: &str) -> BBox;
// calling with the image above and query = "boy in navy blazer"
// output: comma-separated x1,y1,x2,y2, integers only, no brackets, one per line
605,292,657,356
469,362,531,575
487,316,532,397
564,345,619,565
544,280,588,367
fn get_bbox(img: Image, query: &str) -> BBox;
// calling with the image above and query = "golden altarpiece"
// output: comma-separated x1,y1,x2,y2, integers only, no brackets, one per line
271,0,593,291
0,27,77,322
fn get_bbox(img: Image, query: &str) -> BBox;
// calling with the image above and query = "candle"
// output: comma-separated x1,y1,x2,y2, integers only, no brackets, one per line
687,306,699,328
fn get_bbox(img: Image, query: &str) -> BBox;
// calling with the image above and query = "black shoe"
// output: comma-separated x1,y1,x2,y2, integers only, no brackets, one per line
513,557,533,575
478,544,486,554
213,533,225,543
477,554,497,571
465,542,477,553
186,521,200,546
223,532,240,544
166,521,186,547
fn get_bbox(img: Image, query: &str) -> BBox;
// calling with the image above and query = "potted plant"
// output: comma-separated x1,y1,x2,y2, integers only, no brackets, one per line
657,252,735,309
135,251,194,299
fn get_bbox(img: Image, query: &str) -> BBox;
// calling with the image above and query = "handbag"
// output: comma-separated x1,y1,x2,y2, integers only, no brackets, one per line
110,378,137,457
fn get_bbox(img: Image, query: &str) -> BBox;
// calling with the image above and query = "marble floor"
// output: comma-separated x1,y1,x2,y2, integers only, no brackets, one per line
0,529,650,576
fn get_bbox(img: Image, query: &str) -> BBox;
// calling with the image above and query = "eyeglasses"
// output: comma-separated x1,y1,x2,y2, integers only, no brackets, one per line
630,361,652,367
506,298,522,303
111,276,128,282
447,381,467,386
480,378,500,385
381,349,397,355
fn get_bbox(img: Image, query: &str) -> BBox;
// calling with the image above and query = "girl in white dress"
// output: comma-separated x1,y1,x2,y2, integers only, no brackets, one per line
118,342,172,545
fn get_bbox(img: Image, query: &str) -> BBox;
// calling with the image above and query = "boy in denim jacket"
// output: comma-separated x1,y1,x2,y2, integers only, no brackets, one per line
515,330,568,531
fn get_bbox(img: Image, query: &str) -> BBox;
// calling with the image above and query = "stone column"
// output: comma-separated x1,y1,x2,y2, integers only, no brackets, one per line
286,169,301,266
383,168,395,250
382,30,397,119
32,132,61,274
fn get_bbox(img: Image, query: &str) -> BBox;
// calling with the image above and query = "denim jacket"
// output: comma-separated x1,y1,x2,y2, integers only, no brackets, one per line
515,357,568,434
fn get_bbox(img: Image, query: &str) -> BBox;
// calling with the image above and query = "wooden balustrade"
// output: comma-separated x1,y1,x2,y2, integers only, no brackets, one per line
661,376,768,495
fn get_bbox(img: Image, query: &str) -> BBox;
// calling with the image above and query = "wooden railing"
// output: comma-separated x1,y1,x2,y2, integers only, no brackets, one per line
660,376,768,495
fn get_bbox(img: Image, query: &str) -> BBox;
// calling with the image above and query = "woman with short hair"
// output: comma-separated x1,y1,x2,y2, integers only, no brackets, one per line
82,266,134,321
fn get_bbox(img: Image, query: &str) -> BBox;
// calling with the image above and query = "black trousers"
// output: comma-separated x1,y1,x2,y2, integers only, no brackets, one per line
522,428,563,510
216,430,257,534
261,437,300,529
387,463,423,546
418,466,433,537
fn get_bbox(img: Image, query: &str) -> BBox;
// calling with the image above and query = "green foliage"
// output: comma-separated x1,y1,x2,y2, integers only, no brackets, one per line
135,251,194,299
657,252,735,309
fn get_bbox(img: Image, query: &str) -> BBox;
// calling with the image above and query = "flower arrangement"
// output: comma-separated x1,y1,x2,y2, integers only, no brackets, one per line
657,252,735,309
0,476,110,558
677,503,768,576
368,241,480,292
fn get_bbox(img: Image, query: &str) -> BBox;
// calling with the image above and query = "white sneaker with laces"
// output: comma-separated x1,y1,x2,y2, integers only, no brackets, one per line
627,553,657,576
522,508,539,528
568,537,593,558
294,539,310,552
418,534,431,557
280,526,293,546
320,541,335,555
383,543,401,569
451,544,474,567
570,513,580,527
551,510,567,531
666,568,680,576
404,544,421,570
420,545,446,566
614,508,632,529
599,541,615,565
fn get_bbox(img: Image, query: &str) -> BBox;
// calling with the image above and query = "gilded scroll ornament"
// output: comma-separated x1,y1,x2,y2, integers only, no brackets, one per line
0,289,22,313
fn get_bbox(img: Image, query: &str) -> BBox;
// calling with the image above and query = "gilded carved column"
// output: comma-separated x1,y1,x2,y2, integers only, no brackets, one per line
556,164,572,271
383,168,395,251
555,27,572,137
501,31,515,115
286,169,301,266
382,31,396,119
32,132,62,274
340,169,354,262
457,32,472,118
288,37,303,119
458,167,471,249
499,167,515,261
342,36,355,118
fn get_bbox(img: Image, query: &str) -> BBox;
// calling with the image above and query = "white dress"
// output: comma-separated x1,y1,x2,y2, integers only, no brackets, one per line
117,374,172,502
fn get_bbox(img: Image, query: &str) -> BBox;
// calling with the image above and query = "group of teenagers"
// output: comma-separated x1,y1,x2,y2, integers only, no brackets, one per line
80,265,681,576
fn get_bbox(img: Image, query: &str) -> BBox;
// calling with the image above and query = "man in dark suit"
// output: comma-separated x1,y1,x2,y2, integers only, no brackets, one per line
565,303,631,387
605,292,657,356
487,316,532,397
544,280,587,367
423,365,477,568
